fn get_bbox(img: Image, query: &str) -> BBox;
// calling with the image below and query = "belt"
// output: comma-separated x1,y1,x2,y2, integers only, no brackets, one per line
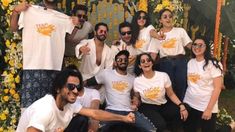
161,54,185,60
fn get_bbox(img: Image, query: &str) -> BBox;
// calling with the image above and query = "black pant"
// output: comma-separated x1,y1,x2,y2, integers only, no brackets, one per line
184,105,216,132
138,102,180,132
65,114,89,132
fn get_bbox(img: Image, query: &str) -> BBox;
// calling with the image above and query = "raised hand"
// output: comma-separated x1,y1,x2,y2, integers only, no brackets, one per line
14,0,30,13
158,30,166,40
79,43,90,55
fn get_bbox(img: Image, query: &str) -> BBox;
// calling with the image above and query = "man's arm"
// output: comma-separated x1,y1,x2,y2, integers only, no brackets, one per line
78,108,135,123
88,100,100,132
27,127,41,132
10,1,30,32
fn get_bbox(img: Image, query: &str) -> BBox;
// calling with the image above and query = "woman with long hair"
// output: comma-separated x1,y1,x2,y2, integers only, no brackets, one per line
183,37,223,132
131,10,164,54
150,8,192,101
133,53,188,132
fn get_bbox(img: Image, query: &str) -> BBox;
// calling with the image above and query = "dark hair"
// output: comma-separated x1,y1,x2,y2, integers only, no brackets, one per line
134,53,155,76
158,8,173,20
51,69,83,98
95,22,109,32
192,36,222,72
131,11,150,46
71,4,88,15
118,21,135,44
63,64,78,71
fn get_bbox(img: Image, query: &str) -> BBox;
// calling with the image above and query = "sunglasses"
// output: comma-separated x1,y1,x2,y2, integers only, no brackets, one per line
192,43,206,49
140,58,151,64
138,16,147,20
116,58,128,63
77,14,87,20
99,30,107,34
66,83,82,91
120,31,131,36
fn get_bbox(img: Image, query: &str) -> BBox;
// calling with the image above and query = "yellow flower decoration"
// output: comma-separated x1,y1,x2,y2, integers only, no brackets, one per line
3,89,9,94
3,96,9,102
0,113,7,120
13,94,20,101
9,89,16,95
1,0,13,6
15,75,20,83
138,0,148,12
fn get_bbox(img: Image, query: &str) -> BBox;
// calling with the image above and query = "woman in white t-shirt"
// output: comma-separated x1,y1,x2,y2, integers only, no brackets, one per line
183,37,223,132
133,53,188,132
131,11,164,54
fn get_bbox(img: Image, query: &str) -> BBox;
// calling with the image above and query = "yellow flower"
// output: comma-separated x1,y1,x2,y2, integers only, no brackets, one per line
11,118,17,124
4,55,9,62
3,109,9,115
10,83,16,89
0,127,3,132
9,89,16,95
9,60,15,67
11,42,16,48
17,63,23,68
138,0,148,12
8,73,14,82
2,71,8,76
3,89,9,94
3,96,9,102
13,93,20,101
15,75,20,83
1,0,12,7
0,113,7,120
5,39,11,48
162,0,171,7
154,4,163,13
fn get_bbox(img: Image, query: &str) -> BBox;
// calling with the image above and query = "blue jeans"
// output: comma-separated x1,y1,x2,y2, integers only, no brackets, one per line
103,109,156,132
157,57,187,101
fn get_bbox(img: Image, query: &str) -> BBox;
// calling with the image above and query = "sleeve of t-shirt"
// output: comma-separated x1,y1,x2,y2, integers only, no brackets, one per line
147,38,160,53
18,11,25,29
72,103,83,114
181,28,192,47
147,25,155,31
95,70,106,84
164,72,172,88
211,62,223,78
27,107,54,132
91,89,101,101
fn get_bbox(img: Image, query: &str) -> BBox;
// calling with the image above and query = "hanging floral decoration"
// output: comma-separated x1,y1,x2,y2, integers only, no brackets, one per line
0,0,24,130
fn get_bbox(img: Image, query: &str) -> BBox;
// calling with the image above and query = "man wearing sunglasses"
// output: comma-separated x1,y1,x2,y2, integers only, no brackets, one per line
16,69,135,132
64,4,94,68
84,50,156,132
111,22,137,75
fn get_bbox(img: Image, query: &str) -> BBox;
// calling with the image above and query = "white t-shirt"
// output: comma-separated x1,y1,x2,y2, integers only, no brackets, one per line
184,59,223,113
65,21,93,56
18,5,74,70
148,27,192,58
75,39,113,80
134,71,171,105
135,25,155,54
95,69,135,111
16,95,82,132
74,87,100,108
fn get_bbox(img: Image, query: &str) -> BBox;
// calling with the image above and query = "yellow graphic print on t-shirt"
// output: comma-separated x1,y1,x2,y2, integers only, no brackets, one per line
112,81,128,92
37,23,55,36
188,73,201,83
162,38,177,48
143,87,161,100
135,40,145,49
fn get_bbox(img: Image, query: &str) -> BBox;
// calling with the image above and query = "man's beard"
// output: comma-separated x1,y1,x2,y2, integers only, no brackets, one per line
117,64,128,71
96,35,106,42
44,0,57,4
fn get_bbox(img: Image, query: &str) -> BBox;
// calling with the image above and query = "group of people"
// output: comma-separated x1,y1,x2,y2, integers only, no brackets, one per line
10,0,231,131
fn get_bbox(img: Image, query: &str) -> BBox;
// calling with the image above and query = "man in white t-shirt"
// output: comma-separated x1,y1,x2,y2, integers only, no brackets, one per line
64,4,94,68
10,0,81,108
16,69,135,132
111,22,137,75
85,50,156,131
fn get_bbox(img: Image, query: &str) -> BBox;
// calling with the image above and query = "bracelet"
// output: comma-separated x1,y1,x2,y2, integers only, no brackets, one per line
178,102,184,107
180,109,186,112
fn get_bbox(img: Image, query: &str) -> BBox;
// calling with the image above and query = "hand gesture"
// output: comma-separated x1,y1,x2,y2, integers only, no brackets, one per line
79,43,90,55
157,30,166,40
112,40,121,46
14,0,30,12
130,96,140,111
202,108,212,120
179,105,188,121
124,112,135,123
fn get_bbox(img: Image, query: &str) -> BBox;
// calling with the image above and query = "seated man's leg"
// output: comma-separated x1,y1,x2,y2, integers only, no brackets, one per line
134,111,157,132
65,114,89,132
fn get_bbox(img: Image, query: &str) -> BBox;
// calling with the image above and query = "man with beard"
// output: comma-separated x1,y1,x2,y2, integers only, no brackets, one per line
16,68,135,132
111,22,137,75
10,0,80,108
64,4,94,68
84,50,156,132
